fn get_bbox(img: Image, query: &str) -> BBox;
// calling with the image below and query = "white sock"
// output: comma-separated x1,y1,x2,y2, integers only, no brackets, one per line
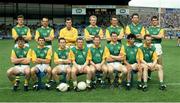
73,81,77,87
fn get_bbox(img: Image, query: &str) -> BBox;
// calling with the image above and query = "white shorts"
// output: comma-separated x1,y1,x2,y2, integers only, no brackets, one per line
76,65,84,71
35,64,50,73
45,45,52,49
14,43,29,48
108,62,127,73
56,64,70,72
153,44,163,55
87,43,93,48
66,45,75,49
14,65,30,74
134,42,142,47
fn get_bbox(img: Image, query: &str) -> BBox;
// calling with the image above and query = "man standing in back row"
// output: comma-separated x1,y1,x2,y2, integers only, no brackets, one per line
125,13,145,47
84,15,104,48
35,17,54,49
59,17,78,48
106,15,124,43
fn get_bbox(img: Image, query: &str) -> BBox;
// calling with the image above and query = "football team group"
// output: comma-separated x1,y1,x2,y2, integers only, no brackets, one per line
7,13,167,92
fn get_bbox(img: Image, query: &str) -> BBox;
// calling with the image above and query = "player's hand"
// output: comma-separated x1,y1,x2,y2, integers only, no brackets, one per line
90,35,94,38
147,63,152,69
119,54,124,61
66,59,71,64
126,64,132,71
45,37,51,41
136,34,141,38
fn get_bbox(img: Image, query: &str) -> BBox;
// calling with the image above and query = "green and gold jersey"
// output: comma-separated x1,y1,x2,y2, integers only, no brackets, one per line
13,26,29,37
11,46,31,65
32,46,52,63
35,26,54,45
12,25,31,41
84,25,103,43
54,48,70,60
146,26,164,43
123,45,140,64
140,44,158,63
89,45,110,64
107,42,122,56
70,46,91,65
126,23,145,43
106,25,124,43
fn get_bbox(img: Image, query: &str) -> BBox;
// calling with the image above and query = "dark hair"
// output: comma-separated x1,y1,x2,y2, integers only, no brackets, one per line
111,15,118,20
144,34,151,39
151,16,158,21
131,13,139,18
93,35,101,40
42,17,49,21
58,37,66,43
65,17,72,22
127,34,136,39
111,32,118,36
76,37,83,42
38,37,45,41
15,36,25,42
17,15,24,19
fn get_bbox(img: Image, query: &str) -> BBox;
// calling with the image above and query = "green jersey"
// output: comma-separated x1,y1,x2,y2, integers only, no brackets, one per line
34,47,50,59
147,26,162,43
13,26,29,37
107,42,122,62
124,45,139,64
86,26,101,43
55,48,70,60
71,47,89,65
129,23,143,43
90,46,104,64
140,45,156,63
13,46,31,65
37,27,53,45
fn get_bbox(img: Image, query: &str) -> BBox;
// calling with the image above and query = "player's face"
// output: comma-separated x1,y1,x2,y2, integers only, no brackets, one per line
17,40,25,48
128,38,135,45
59,40,66,49
111,18,118,26
94,37,100,46
77,40,83,49
151,18,158,26
132,15,139,24
66,20,72,29
90,17,97,26
41,18,49,27
17,18,24,26
145,36,152,46
111,33,118,42
38,39,45,46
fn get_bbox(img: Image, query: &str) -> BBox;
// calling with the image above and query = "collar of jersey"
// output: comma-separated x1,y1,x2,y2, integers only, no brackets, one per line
41,26,49,29
75,46,85,50
58,47,67,50
92,44,101,48
110,41,119,45
89,25,98,27
110,25,119,28
143,44,152,48
17,45,26,49
132,23,139,26
65,27,74,31
151,25,160,28
16,25,25,27
37,46,45,49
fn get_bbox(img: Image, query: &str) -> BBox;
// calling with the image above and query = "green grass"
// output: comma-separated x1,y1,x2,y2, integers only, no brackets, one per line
0,39,180,102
